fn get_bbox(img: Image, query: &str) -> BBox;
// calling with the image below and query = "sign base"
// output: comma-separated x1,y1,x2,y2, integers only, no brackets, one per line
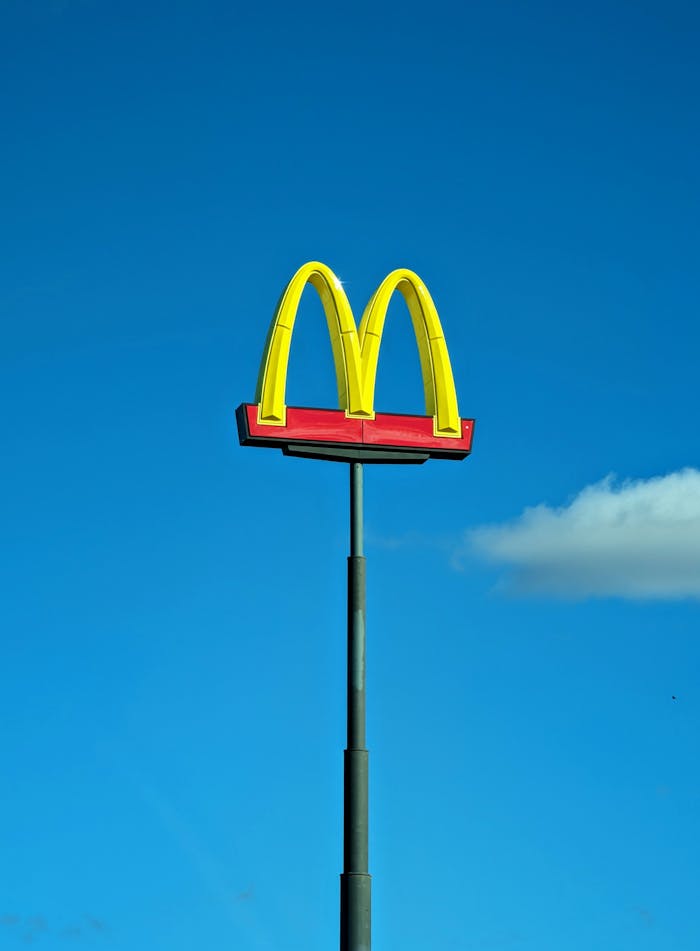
236,404,474,465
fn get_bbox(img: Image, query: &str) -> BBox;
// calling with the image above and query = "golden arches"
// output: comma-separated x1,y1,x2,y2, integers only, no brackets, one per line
254,261,461,437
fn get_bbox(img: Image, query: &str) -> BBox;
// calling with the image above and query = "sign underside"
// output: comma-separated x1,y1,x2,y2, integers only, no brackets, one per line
236,403,474,464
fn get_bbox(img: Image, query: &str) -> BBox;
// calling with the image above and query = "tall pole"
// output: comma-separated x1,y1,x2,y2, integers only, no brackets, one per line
340,461,371,951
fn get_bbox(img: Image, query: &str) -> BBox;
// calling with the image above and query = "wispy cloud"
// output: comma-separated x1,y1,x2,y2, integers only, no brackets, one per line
233,886,255,903
0,915,106,944
366,528,455,553
464,468,700,600
633,907,654,928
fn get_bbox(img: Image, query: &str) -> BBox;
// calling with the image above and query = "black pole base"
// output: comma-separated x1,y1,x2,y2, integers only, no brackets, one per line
340,873,371,951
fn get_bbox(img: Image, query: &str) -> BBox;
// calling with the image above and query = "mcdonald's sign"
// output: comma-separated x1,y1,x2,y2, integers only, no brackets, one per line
236,262,474,463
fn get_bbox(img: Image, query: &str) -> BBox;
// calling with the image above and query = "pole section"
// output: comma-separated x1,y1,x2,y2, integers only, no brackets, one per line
340,462,371,951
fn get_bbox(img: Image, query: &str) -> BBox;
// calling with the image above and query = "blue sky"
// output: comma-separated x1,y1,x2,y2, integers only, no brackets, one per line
2,1,699,949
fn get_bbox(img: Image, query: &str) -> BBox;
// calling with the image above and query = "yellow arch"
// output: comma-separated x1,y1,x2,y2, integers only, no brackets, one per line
358,269,460,435
254,262,365,425
254,262,461,436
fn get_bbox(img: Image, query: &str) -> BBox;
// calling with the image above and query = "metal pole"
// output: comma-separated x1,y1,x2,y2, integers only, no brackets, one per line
340,462,371,951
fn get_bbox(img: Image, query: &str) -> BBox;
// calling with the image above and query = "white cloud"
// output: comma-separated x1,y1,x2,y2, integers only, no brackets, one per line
466,468,700,600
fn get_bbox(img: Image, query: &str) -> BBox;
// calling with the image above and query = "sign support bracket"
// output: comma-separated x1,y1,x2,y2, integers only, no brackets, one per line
340,461,371,951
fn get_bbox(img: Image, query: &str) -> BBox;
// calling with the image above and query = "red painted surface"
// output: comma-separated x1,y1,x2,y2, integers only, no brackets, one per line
365,413,473,451
243,404,474,453
245,404,363,442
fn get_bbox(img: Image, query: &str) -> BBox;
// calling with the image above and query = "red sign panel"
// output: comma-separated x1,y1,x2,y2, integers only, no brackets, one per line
237,404,474,463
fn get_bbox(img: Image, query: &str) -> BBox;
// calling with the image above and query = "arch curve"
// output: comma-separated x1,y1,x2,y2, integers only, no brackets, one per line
254,262,365,425
358,269,460,435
